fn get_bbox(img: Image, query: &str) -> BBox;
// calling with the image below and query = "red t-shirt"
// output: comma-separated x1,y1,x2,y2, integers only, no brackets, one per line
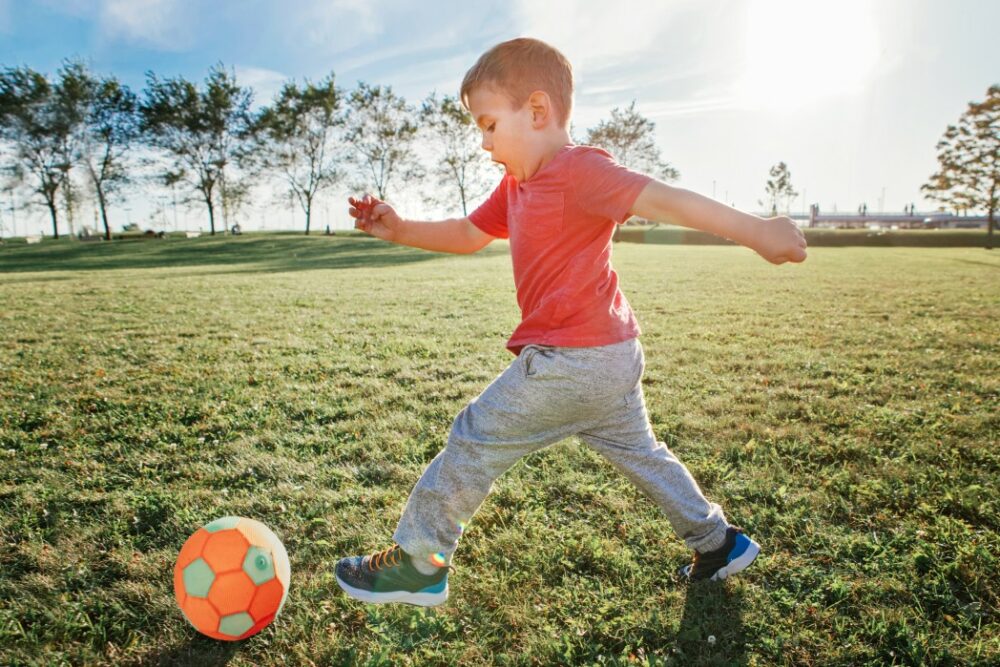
469,144,653,355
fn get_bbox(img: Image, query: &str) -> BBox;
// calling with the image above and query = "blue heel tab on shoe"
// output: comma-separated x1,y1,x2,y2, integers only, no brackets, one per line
420,578,448,594
727,534,750,563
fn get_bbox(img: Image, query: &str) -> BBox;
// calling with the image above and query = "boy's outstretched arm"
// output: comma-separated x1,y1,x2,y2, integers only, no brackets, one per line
629,181,808,264
349,194,495,254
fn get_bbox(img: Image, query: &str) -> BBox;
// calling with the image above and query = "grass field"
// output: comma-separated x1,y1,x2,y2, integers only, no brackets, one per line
1,234,998,666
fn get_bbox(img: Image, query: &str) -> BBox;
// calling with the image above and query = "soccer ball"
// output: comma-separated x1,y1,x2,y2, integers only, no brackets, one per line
174,516,290,641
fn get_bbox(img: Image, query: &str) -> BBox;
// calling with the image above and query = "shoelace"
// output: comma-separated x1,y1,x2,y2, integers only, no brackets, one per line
366,544,457,574
367,545,403,572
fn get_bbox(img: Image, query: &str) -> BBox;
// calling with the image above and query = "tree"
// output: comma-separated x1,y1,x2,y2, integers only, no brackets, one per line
419,92,498,216
53,62,90,239
344,82,423,201
761,162,798,216
0,66,76,239
583,100,680,183
59,62,140,240
256,74,344,234
141,64,254,235
921,84,999,249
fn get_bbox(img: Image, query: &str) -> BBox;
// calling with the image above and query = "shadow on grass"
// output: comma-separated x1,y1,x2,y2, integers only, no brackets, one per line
674,582,748,666
133,635,241,666
0,233,508,275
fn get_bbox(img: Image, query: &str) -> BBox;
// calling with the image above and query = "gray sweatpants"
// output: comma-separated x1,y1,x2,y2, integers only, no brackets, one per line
393,338,729,564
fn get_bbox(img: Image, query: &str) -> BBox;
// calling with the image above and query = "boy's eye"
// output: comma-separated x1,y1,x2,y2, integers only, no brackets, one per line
487,123,495,131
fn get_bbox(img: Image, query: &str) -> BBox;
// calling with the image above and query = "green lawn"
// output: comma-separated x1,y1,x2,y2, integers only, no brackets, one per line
1,235,998,666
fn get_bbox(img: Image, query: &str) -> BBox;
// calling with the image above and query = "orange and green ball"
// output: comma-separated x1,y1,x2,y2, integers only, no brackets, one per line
173,516,290,641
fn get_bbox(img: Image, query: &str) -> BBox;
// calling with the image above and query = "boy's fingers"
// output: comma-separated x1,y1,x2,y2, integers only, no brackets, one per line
348,194,387,231
786,247,807,263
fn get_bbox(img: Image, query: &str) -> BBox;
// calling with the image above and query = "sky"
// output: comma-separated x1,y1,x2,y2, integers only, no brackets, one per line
0,0,998,235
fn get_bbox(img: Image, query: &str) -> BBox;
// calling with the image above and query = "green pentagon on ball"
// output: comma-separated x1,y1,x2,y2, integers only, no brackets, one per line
182,558,215,597
242,546,275,585
219,611,254,637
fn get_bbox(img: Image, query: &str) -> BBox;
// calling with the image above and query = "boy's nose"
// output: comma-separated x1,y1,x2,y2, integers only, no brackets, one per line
481,136,492,151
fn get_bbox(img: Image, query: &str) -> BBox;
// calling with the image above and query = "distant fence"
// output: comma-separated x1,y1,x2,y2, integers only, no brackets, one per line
800,206,991,230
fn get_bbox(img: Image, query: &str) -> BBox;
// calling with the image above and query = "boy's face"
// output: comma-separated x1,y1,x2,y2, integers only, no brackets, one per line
467,86,539,181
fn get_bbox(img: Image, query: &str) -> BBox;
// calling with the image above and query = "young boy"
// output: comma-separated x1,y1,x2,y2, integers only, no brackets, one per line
335,37,807,607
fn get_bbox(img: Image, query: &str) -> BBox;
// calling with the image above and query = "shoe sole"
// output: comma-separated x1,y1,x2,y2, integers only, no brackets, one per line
335,574,449,607
709,539,761,581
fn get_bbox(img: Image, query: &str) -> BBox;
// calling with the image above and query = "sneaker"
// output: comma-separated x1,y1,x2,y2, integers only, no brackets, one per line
335,544,451,607
678,526,760,582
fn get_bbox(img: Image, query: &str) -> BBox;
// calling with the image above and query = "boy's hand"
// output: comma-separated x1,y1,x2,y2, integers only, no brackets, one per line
348,194,402,243
753,216,808,264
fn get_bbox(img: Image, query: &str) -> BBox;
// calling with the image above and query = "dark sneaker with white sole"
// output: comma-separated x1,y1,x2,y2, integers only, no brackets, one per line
678,526,760,582
335,544,451,607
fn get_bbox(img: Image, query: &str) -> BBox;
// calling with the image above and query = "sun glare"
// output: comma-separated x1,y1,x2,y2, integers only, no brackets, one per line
737,0,880,112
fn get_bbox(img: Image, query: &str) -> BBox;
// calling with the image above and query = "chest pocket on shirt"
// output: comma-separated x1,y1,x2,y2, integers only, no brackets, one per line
517,191,564,242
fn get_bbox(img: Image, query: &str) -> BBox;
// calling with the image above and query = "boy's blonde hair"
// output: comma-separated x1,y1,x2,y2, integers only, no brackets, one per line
460,37,574,128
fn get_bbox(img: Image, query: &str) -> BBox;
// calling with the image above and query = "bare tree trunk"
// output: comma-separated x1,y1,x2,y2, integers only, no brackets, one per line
204,191,216,235
46,198,60,239
96,184,111,241
220,175,229,234
63,179,76,240
987,208,994,250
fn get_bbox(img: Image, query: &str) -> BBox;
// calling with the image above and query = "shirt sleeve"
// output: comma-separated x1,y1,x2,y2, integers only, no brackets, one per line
468,177,510,239
570,147,653,224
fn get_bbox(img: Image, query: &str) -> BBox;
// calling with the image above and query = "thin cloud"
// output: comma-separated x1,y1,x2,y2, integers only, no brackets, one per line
511,0,698,70
352,52,476,99
314,4,490,80
279,0,478,64
578,65,726,101
100,0,193,51
637,95,744,119
571,93,742,139
38,0,97,18
290,0,382,54
234,65,288,107
509,0,741,125
0,0,10,34
335,42,447,78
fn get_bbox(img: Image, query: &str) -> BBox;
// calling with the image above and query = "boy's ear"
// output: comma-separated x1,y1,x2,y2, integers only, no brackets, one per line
527,90,551,128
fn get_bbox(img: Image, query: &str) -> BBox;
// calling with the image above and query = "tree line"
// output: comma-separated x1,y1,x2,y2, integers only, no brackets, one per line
2,61,994,243
0,61,680,240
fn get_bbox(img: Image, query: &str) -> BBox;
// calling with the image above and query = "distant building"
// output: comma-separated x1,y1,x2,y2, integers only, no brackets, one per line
807,205,988,229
